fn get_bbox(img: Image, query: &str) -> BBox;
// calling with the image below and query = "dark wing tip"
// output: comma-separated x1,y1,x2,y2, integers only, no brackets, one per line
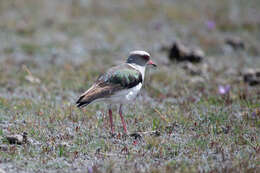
76,99,91,108
76,102,88,108
76,95,83,104
76,95,90,108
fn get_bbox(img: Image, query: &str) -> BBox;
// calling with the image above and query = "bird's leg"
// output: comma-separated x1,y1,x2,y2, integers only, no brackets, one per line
108,106,115,135
119,104,128,134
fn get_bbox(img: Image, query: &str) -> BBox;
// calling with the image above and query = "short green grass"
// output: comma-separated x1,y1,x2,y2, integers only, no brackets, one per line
0,0,260,172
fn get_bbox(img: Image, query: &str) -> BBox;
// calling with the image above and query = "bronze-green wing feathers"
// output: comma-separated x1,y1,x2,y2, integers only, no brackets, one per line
76,64,142,107
98,64,142,88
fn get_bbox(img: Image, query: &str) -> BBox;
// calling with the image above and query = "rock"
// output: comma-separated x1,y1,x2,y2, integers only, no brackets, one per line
225,36,245,50
130,130,160,138
151,130,160,136
168,42,205,63
6,132,28,145
6,135,23,145
243,69,260,86
130,133,142,139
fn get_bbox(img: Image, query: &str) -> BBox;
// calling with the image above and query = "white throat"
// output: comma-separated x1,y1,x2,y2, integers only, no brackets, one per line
128,63,146,80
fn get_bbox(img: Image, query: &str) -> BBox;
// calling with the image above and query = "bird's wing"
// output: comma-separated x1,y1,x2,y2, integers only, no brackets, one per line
76,63,142,107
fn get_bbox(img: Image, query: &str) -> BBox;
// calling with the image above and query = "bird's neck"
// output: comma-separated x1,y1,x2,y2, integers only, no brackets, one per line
128,63,146,80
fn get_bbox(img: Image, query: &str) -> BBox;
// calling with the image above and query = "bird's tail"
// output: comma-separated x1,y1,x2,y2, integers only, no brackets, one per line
76,84,119,108
76,94,92,108
76,85,97,108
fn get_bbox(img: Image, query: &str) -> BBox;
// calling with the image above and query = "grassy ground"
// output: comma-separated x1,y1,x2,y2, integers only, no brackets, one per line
0,0,260,172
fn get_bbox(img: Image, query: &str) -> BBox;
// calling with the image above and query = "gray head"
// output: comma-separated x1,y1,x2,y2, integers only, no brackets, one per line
126,50,156,67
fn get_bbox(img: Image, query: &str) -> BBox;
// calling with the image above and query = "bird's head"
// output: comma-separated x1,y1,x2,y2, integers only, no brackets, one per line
126,50,157,68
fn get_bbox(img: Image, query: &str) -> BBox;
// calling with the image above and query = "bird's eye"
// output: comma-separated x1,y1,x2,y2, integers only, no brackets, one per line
142,55,150,60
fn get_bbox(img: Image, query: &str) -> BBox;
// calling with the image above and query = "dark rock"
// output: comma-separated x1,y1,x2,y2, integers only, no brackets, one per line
6,135,23,145
243,69,260,86
151,130,160,136
130,133,142,139
168,42,205,63
225,36,245,50
130,130,160,138
6,132,28,145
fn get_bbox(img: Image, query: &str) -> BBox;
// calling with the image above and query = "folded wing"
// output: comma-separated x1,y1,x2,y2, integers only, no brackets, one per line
76,64,142,107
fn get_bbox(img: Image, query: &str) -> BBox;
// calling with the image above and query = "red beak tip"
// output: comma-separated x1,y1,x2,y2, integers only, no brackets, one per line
149,60,157,67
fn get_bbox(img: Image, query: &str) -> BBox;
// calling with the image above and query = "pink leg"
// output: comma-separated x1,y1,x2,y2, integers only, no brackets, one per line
119,104,128,134
108,108,115,134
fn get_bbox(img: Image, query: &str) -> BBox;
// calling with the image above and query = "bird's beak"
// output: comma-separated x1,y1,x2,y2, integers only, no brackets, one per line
147,60,157,68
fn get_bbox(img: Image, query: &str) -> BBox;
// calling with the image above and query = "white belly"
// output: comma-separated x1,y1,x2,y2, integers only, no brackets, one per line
103,83,143,104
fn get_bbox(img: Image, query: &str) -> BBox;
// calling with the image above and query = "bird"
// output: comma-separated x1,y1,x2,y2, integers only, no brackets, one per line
76,50,157,135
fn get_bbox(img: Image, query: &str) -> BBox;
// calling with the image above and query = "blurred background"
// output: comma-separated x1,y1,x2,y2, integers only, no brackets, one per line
0,0,259,64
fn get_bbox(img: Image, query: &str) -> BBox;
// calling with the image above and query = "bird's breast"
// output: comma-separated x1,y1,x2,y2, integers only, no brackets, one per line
109,83,143,104
125,83,142,100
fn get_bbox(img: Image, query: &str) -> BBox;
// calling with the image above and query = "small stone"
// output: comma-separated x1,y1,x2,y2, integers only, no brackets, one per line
6,132,28,145
190,49,205,62
256,70,260,77
130,133,142,139
243,69,260,86
168,42,204,63
151,130,160,136
225,36,245,50
6,135,23,145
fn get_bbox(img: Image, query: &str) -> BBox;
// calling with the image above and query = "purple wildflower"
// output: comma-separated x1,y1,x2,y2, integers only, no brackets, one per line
88,166,93,173
205,20,216,30
251,111,257,119
218,85,231,95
